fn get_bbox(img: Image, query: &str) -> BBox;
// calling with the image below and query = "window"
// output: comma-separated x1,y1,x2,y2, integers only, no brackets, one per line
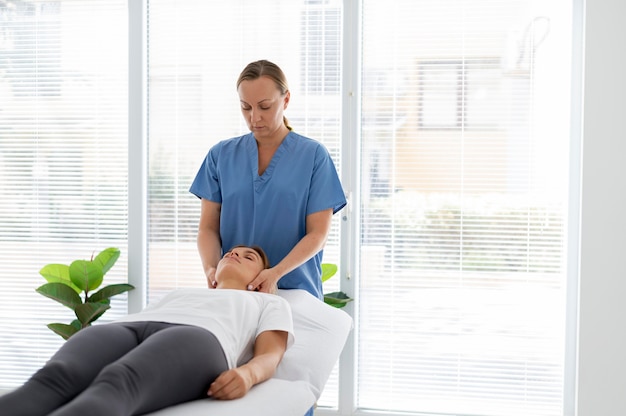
145,0,343,406
1,1,62,97
419,60,505,129
300,0,342,94
358,1,573,414
0,0,128,389
0,2,578,416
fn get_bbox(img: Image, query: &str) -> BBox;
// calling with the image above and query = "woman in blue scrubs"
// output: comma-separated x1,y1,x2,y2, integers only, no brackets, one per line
190,59,346,300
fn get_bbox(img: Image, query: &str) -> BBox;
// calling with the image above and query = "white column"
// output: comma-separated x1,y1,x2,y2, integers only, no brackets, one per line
577,0,626,414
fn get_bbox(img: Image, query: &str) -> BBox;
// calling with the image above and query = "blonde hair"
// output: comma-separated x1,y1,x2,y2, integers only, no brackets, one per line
237,60,292,130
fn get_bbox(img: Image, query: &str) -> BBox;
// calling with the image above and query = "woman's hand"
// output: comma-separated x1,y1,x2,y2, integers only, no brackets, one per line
245,208,334,294
197,199,222,289
206,267,217,289
246,268,280,294
208,368,253,400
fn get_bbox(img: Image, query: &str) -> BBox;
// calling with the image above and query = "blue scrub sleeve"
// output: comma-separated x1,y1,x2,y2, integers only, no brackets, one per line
189,148,222,203
306,145,347,216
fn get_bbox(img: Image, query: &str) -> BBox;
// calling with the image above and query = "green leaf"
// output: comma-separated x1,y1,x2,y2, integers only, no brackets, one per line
39,263,69,281
324,291,353,308
69,260,104,292
90,300,111,323
88,283,135,303
47,322,81,340
36,282,83,310
93,247,120,276
75,302,110,326
69,319,83,331
321,263,338,283
39,264,82,293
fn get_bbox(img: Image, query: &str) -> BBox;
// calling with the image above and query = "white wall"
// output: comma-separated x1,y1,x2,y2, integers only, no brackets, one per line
577,0,626,414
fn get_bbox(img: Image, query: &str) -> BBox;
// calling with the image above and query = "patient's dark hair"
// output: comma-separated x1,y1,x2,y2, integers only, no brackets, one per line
229,245,270,269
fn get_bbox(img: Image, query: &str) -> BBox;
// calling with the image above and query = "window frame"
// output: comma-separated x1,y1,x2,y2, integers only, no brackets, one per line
124,1,582,415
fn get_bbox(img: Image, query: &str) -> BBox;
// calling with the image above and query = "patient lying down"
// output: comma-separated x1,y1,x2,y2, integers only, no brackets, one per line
0,245,293,416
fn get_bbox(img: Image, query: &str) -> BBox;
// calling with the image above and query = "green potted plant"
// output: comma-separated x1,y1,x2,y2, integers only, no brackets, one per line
322,263,353,308
36,247,135,340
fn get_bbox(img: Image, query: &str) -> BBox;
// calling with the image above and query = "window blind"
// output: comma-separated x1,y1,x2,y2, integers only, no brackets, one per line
0,1,577,414
0,0,128,389
358,0,573,415
145,0,344,407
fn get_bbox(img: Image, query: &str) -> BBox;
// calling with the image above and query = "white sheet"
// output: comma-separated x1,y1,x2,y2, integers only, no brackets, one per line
147,379,315,416
147,289,353,416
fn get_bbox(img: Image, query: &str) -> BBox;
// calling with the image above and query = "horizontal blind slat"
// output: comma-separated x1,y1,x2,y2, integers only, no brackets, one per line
0,0,129,389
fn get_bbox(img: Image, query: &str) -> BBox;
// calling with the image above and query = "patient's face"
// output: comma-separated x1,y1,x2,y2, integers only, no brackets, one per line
215,246,264,288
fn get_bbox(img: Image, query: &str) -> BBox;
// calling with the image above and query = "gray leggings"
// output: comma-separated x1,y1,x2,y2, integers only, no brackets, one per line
0,322,228,416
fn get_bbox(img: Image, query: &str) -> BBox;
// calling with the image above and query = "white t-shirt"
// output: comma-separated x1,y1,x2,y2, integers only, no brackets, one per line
114,288,294,368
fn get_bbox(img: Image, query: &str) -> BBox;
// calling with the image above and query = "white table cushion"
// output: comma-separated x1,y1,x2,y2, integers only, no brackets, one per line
147,288,353,416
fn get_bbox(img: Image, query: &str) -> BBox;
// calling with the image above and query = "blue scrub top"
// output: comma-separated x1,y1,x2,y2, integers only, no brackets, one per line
190,131,346,299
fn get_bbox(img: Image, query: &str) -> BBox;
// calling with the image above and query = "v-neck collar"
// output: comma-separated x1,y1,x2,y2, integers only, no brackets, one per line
247,132,292,184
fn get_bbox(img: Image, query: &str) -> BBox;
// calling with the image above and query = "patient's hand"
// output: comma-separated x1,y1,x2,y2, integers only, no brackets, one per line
208,330,287,400
207,368,252,400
